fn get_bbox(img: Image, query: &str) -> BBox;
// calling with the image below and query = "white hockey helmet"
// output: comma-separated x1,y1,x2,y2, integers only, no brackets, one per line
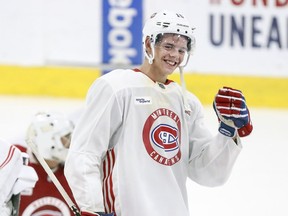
26,112,74,163
142,10,195,64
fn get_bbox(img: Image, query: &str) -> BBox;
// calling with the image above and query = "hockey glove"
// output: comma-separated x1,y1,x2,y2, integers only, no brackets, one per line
81,212,114,216
213,87,253,137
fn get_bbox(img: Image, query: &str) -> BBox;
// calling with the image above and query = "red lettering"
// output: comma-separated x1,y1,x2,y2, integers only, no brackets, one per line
252,0,268,6
231,0,244,5
276,0,288,6
230,0,287,7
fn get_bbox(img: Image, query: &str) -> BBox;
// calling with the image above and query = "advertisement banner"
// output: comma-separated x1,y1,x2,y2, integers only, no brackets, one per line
187,0,288,76
102,0,143,69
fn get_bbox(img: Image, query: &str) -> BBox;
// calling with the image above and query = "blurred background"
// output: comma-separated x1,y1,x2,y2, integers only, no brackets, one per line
0,0,287,215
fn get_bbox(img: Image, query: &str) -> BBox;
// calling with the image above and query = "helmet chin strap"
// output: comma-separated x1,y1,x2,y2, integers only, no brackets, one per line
179,55,192,114
144,37,192,114
143,36,156,65
146,45,155,65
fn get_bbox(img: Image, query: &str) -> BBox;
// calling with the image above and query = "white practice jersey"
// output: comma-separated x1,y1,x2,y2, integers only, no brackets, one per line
65,69,242,216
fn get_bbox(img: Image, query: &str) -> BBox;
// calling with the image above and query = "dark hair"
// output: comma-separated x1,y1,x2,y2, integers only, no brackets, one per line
154,33,192,52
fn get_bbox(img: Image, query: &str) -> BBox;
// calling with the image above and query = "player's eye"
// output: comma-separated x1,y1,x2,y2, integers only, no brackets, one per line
178,48,187,54
163,44,173,50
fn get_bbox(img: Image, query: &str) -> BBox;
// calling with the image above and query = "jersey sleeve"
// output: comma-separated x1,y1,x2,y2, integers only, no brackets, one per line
0,139,23,204
186,93,242,187
0,139,38,206
64,77,122,213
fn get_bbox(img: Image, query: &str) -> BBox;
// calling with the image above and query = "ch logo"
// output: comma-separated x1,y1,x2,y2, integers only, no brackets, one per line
151,124,179,152
143,108,182,166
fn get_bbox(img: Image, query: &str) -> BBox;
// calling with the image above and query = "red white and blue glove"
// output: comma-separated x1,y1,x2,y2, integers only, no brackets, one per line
213,87,253,138
81,211,114,216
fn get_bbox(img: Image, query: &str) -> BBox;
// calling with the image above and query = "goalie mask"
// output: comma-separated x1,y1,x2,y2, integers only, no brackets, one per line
26,112,74,163
142,10,195,65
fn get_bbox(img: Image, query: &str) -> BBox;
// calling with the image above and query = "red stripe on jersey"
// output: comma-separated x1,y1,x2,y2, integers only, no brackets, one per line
102,148,116,214
109,150,116,213
0,145,16,168
102,158,108,212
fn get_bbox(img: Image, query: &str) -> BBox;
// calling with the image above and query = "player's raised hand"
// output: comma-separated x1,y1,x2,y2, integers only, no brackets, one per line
213,87,253,138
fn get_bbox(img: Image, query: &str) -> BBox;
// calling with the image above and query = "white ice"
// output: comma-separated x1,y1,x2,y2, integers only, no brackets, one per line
1,95,287,216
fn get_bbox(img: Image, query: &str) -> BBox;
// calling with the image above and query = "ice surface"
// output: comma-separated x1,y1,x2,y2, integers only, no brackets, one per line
1,95,287,216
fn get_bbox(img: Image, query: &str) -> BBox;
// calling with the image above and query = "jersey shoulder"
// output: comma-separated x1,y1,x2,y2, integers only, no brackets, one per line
97,69,151,91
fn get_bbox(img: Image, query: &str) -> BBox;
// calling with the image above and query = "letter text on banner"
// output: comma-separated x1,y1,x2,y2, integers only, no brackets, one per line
102,0,143,72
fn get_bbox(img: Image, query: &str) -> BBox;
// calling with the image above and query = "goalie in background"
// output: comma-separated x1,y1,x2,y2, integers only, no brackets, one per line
0,138,38,216
14,112,77,216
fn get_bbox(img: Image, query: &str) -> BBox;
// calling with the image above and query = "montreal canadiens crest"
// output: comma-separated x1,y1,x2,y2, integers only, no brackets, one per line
143,108,181,166
22,196,70,216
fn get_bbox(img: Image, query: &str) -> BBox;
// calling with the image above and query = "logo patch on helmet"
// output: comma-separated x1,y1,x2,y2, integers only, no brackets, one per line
143,108,181,166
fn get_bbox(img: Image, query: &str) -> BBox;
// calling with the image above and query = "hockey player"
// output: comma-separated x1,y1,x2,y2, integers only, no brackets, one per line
0,138,38,216
64,10,253,216
15,112,77,216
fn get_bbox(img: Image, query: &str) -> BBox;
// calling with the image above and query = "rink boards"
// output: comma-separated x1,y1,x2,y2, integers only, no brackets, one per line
0,65,287,109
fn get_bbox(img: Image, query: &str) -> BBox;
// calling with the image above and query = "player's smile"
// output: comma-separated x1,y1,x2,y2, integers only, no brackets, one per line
161,58,178,73
163,58,178,67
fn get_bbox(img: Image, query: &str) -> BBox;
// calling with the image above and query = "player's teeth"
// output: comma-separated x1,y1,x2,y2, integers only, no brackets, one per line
167,61,175,65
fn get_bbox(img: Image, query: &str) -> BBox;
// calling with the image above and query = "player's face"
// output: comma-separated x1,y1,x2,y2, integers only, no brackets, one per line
60,133,72,148
44,133,71,168
154,34,188,75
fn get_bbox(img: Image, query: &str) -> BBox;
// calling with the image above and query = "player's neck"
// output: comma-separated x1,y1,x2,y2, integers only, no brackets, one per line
139,61,167,83
46,159,61,170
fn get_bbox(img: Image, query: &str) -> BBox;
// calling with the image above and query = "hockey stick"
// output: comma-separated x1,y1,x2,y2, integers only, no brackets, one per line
26,138,81,216
11,193,20,216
